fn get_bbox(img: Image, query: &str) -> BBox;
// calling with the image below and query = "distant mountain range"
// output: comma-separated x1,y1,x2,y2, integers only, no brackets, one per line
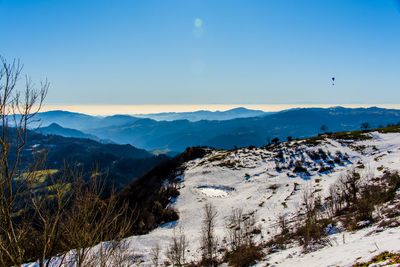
37,122,101,140
134,107,269,121
32,107,267,129
32,110,140,130
33,106,400,152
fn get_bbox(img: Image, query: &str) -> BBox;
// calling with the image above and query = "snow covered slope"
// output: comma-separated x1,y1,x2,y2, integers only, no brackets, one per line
28,130,400,267
121,130,400,266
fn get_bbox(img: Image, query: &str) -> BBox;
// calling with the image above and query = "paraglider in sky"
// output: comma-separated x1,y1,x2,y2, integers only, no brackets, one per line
331,77,335,85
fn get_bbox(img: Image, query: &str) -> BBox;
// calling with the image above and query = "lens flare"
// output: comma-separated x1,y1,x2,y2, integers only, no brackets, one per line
194,18,202,28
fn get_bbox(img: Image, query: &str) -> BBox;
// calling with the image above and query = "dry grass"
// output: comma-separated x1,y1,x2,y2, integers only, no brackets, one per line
353,251,400,266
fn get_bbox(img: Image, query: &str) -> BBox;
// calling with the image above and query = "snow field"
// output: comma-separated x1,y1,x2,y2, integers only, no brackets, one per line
27,131,400,266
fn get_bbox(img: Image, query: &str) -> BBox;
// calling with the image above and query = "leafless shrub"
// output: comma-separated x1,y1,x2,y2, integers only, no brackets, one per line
61,173,136,267
89,239,132,267
226,208,244,251
278,214,288,233
296,187,327,250
0,55,48,266
200,202,218,266
327,182,343,217
337,169,361,207
30,167,74,267
224,209,263,266
266,213,291,251
224,244,264,267
166,227,188,267
226,208,259,251
0,56,138,266
150,243,161,266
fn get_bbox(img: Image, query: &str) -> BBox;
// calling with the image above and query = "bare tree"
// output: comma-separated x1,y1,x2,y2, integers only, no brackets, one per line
302,186,315,220
299,186,324,249
275,213,290,249
226,208,244,251
226,208,258,252
278,214,289,236
61,173,135,267
150,243,161,266
200,202,218,266
338,169,361,207
242,212,257,247
30,167,74,267
97,239,132,267
0,56,136,266
327,182,343,217
110,240,136,267
166,227,188,267
0,55,48,266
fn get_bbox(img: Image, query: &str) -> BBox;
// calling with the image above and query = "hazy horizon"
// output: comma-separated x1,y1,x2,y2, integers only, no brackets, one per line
40,104,400,116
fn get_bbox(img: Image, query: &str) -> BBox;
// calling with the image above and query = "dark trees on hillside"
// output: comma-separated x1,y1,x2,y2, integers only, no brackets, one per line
117,146,207,234
266,137,271,145
361,122,370,130
320,125,328,133
271,137,279,144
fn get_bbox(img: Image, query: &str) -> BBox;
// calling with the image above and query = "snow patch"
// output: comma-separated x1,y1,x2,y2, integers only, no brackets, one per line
195,185,234,198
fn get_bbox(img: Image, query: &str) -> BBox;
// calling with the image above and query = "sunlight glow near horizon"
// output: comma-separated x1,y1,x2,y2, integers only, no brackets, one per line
40,104,400,116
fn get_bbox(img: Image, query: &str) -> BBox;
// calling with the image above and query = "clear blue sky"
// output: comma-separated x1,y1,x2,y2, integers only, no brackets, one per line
1,0,399,105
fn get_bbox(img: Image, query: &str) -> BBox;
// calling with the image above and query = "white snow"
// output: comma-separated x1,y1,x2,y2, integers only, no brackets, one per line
27,131,400,266
261,225,400,267
195,185,234,198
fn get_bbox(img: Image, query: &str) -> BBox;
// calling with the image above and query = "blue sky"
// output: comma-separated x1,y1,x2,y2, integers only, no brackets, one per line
1,0,400,105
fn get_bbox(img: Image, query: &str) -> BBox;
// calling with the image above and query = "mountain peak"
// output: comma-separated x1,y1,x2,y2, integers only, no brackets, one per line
48,122,63,128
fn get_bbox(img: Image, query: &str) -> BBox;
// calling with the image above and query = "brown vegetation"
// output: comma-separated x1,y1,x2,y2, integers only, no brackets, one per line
223,209,264,266
0,56,135,266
